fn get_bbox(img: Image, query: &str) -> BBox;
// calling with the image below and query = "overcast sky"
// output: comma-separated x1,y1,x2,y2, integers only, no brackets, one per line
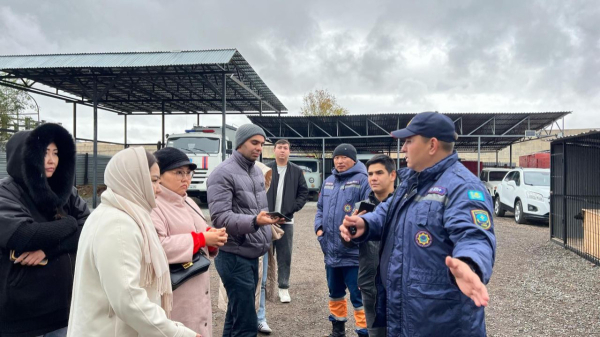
1,0,598,143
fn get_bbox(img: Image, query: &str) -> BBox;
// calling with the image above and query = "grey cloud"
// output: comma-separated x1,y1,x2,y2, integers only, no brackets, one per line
1,0,599,142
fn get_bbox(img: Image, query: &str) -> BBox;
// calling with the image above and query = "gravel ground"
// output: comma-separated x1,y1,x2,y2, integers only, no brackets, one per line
202,203,600,336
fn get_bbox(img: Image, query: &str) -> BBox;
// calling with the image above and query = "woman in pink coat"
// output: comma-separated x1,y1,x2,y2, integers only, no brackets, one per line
151,147,228,336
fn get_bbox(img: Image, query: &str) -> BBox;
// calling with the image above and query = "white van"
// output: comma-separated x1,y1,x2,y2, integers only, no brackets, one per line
479,168,511,196
165,125,236,203
288,157,322,201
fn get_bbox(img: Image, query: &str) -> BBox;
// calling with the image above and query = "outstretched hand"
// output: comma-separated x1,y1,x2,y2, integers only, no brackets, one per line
339,215,366,241
445,256,489,307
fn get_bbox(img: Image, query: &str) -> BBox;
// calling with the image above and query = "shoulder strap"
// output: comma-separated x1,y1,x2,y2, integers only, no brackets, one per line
185,200,206,221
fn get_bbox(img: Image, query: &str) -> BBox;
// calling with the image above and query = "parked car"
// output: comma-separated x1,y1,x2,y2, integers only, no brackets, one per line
479,168,511,196
494,168,550,224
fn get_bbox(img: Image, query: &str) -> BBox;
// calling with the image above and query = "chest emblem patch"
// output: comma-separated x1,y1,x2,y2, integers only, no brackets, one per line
468,190,485,201
343,204,352,213
471,210,491,230
415,230,432,247
428,186,447,195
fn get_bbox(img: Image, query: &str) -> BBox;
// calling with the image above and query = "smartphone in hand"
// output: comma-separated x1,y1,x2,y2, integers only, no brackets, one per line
10,250,48,266
357,201,376,214
266,212,291,222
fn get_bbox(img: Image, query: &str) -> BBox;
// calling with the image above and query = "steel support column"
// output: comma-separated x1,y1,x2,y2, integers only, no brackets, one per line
397,139,400,170
92,79,98,208
509,145,513,168
322,138,326,183
495,151,499,166
124,115,128,148
72,103,77,139
477,137,481,177
161,101,165,148
222,73,227,161
562,141,567,246
197,113,200,127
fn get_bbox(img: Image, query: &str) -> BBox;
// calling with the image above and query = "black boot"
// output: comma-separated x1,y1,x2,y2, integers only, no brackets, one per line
328,315,346,337
355,328,369,337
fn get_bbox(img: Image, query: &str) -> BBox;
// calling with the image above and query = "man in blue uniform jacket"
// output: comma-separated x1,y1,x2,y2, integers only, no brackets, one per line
315,144,371,337
340,111,496,337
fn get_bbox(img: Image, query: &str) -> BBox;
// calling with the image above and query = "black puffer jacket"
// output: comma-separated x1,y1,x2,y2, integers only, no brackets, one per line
0,124,90,337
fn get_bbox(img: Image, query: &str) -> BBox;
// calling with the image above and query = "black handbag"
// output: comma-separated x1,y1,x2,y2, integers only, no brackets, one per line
169,250,211,290
169,199,212,290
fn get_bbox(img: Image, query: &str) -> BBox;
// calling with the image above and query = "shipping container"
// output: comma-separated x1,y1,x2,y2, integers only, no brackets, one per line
460,160,484,176
519,152,550,168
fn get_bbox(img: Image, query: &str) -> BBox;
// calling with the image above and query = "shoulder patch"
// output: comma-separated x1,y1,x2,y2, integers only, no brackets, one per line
428,186,447,196
467,190,485,201
471,210,491,230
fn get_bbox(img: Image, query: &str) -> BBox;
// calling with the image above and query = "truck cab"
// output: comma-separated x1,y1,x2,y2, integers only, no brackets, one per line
288,157,322,201
165,124,237,203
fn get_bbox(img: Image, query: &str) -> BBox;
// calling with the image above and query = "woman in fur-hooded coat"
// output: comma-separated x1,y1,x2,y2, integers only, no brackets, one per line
0,123,90,337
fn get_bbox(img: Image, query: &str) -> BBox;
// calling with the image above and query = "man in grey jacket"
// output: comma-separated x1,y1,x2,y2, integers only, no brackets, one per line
207,124,284,337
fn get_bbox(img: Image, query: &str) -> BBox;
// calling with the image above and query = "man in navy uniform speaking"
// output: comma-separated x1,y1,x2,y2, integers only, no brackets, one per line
341,111,496,337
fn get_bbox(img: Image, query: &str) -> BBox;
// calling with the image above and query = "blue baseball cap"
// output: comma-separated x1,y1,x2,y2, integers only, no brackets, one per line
391,111,457,142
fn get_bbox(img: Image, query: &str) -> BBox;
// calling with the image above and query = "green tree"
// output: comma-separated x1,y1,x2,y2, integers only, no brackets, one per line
300,89,348,116
0,78,37,140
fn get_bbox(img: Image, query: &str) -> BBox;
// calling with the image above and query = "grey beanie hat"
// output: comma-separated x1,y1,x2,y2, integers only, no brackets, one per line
333,143,357,162
235,124,267,149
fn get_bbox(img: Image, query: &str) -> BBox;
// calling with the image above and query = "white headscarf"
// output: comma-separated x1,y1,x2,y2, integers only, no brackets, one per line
255,161,272,191
101,147,173,316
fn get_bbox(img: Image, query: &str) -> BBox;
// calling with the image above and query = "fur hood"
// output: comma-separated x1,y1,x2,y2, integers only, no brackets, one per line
5,123,76,215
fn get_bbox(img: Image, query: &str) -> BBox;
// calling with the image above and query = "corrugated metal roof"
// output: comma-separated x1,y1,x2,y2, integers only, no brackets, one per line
550,129,600,143
0,49,237,69
0,49,287,112
249,112,570,153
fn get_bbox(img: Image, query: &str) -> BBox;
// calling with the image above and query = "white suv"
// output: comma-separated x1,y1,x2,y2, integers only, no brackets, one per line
494,168,550,224
479,168,511,196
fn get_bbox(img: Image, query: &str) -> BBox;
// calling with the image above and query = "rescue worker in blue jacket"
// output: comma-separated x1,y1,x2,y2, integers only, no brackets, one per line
315,144,371,337
340,111,496,337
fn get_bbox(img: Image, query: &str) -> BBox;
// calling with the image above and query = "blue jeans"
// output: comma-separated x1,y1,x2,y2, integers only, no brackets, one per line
326,266,363,309
37,326,68,337
257,252,268,323
215,250,259,337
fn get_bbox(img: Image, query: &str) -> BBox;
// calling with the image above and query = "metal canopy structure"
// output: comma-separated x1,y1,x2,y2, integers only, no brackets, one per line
0,49,286,114
0,49,287,206
250,112,570,176
249,112,570,152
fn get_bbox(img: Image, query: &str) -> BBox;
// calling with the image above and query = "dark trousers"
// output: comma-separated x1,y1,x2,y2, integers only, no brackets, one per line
215,250,259,337
358,241,386,337
273,223,293,289
326,266,363,308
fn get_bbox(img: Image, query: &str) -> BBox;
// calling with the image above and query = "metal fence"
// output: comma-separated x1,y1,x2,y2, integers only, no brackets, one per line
0,151,112,185
550,131,600,265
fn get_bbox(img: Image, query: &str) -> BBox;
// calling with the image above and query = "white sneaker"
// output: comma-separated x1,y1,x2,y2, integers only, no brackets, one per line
258,321,272,334
279,289,291,303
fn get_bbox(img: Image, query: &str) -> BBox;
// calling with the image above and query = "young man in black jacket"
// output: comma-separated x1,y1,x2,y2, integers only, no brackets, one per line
357,155,397,337
267,139,309,302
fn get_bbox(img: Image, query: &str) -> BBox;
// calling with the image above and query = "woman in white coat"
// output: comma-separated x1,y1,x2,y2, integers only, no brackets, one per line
67,147,199,337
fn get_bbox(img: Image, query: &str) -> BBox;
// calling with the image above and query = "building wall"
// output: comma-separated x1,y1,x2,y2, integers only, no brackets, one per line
76,142,159,156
